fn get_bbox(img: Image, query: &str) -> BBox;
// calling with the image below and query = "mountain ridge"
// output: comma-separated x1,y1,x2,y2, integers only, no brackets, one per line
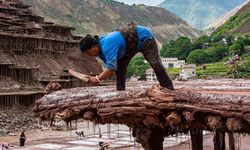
159,0,246,29
22,0,200,44
212,1,250,36
205,0,250,31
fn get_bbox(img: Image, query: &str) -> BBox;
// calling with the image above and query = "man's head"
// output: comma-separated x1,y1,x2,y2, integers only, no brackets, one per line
79,34,100,57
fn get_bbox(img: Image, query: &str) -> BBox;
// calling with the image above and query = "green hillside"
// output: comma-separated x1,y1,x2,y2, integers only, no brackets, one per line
213,1,250,36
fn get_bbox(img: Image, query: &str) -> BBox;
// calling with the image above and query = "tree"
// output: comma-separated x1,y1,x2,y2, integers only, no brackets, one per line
246,56,250,71
229,43,241,55
187,49,210,64
127,57,149,79
205,46,229,62
235,37,247,54
225,35,234,46
243,36,250,46
211,35,225,43
160,37,192,60
192,35,211,50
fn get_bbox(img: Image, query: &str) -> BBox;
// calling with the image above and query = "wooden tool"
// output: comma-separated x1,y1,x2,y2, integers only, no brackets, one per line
68,69,90,83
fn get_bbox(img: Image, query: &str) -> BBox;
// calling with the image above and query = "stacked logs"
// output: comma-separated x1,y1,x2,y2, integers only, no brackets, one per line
33,84,250,150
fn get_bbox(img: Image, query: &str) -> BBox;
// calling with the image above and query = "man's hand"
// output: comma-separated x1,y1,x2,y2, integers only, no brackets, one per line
88,76,100,85
87,69,114,85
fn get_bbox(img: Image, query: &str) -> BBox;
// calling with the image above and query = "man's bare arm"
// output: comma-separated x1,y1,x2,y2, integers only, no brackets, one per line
98,68,114,81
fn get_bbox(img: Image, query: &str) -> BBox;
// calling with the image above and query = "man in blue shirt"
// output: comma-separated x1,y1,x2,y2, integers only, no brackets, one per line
79,24,174,91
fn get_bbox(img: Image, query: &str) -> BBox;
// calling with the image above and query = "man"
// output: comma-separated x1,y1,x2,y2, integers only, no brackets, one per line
79,24,174,91
19,131,26,147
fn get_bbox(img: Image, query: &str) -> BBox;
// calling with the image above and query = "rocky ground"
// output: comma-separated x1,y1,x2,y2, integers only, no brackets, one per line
0,108,37,137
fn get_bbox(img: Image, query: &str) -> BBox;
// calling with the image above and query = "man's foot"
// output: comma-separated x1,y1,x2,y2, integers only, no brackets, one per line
167,85,175,91
116,87,125,91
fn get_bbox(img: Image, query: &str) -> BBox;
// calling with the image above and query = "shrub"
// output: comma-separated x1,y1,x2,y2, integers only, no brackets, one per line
187,49,210,64
127,57,149,78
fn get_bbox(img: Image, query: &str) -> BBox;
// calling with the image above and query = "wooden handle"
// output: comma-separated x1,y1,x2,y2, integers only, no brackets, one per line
68,69,90,83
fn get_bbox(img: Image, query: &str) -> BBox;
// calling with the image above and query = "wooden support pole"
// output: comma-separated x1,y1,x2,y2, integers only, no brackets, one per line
190,129,203,150
133,124,164,150
214,131,225,150
228,132,235,150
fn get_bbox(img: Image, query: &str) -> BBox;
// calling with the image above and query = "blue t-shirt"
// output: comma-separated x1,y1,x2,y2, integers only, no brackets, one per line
98,25,153,70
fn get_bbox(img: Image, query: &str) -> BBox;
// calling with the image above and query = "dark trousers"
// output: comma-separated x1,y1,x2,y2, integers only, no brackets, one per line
115,38,174,91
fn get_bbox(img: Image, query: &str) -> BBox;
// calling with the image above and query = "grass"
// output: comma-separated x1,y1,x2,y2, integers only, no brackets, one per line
196,62,230,78
166,68,181,76
245,46,250,52
166,62,231,78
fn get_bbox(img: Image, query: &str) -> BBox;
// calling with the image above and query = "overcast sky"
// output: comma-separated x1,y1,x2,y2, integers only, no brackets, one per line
115,0,165,6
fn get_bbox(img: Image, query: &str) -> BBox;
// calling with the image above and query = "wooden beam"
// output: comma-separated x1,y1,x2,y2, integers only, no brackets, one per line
214,131,225,150
33,85,250,133
228,132,235,150
133,124,164,150
191,129,203,150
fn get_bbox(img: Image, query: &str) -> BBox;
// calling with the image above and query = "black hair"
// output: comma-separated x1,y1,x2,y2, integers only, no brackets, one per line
20,131,26,137
79,34,99,52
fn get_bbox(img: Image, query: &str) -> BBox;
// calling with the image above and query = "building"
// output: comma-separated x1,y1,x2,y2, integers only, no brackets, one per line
146,68,156,82
146,64,196,82
179,64,197,79
161,57,185,68
145,57,186,81
145,58,186,82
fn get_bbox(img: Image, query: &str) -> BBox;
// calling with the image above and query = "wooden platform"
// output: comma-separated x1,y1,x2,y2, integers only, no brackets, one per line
33,80,250,150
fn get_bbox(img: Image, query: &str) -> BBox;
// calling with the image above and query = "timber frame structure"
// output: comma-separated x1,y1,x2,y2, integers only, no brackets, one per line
0,0,101,109
34,81,250,150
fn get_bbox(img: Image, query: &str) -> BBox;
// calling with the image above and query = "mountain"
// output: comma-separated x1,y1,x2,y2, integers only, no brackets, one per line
21,0,200,44
212,1,250,36
159,0,246,30
205,0,250,32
